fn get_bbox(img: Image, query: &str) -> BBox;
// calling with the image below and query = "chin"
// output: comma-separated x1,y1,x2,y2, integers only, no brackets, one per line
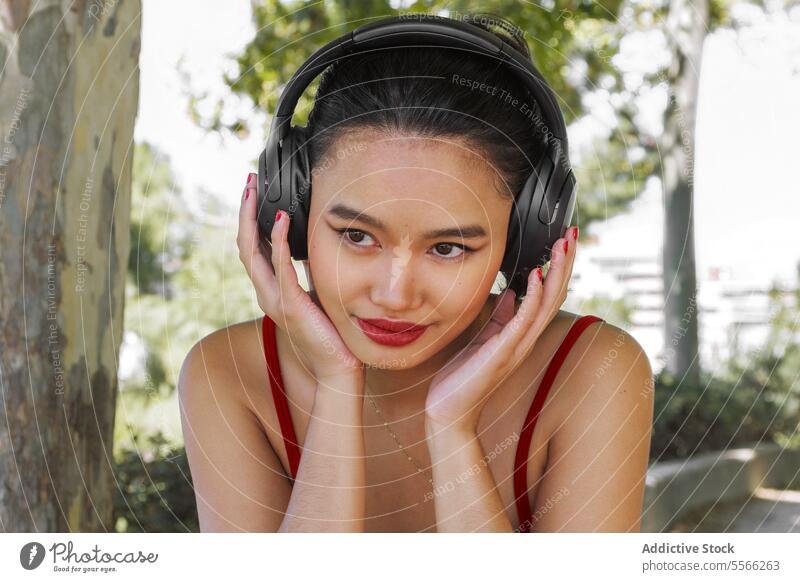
351,341,419,370
362,358,413,371
346,334,437,372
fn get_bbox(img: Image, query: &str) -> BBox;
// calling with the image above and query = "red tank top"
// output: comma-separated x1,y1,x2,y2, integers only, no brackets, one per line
260,312,604,533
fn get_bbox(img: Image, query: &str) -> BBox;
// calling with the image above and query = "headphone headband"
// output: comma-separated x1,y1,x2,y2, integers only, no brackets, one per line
270,15,567,147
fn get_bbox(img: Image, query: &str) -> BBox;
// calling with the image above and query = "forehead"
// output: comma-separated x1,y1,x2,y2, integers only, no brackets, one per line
310,130,511,223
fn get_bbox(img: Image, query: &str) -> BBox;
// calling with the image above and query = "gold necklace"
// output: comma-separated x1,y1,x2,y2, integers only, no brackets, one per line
364,387,434,486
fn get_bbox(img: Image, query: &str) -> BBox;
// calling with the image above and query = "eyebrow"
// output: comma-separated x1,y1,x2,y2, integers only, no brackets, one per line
327,203,488,240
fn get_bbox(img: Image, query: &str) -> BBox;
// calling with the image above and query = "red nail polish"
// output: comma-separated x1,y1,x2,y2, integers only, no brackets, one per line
275,210,281,222
247,173,254,185
572,226,578,240
563,239,569,253
536,267,542,282
244,189,250,200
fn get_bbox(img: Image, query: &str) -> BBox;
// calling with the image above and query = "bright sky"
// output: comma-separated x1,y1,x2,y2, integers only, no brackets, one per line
134,0,800,295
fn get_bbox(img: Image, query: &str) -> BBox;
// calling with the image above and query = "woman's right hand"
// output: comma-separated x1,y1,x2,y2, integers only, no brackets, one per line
237,172,364,385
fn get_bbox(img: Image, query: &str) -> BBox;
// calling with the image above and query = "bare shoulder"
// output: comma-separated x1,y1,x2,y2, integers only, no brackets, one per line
554,313,653,395
177,316,278,445
179,317,267,404
526,314,655,532
178,315,306,470
538,311,654,406
514,310,653,441
177,316,292,532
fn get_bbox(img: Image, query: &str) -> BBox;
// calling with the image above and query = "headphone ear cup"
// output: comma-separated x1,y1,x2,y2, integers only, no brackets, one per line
501,176,530,277
501,156,552,281
283,126,312,261
257,143,279,248
502,153,576,289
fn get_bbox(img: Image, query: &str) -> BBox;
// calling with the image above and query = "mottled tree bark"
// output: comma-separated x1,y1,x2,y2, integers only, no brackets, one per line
661,0,707,387
0,0,140,531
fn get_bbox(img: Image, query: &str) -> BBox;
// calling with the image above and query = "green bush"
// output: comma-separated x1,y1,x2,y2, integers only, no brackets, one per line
651,276,800,461
650,368,792,461
113,431,198,533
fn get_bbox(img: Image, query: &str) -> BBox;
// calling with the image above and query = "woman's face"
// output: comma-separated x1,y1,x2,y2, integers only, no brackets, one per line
305,129,513,370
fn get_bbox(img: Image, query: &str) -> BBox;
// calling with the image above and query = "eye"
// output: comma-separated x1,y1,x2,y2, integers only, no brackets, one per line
431,242,468,261
333,227,474,262
335,228,376,249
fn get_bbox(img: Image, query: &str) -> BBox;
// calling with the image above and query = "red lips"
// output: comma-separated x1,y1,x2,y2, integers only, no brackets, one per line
358,318,428,333
355,317,430,347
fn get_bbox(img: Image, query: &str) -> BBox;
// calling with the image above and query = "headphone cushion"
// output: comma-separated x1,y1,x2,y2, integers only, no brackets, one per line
283,126,312,260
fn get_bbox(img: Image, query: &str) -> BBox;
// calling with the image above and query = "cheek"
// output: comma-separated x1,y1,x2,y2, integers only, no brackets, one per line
442,254,500,320
425,252,498,302
437,282,487,323
422,262,494,327
307,233,363,304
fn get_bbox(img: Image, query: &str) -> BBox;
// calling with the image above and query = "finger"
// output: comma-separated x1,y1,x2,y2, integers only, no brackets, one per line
237,173,259,245
238,173,253,224
483,268,543,364
524,230,575,342
270,209,305,307
553,227,578,304
248,174,274,263
561,225,578,297
238,173,279,308
237,173,258,275
507,268,545,361
541,236,569,305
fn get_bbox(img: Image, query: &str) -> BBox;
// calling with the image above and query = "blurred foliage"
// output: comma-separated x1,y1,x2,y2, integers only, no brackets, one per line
114,141,262,529
128,142,192,297
651,269,800,461
116,142,260,453
225,0,628,130
121,142,260,396
113,431,198,533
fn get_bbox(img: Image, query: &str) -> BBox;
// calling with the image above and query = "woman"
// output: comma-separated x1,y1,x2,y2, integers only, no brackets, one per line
178,14,654,533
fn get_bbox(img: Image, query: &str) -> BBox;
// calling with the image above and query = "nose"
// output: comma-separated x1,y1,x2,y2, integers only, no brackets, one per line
368,253,421,314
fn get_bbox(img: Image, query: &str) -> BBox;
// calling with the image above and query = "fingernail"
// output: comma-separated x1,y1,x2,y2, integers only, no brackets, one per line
247,173,254,186
275,210,281,222
536,267,542,282
571,226,578,240
563,240,569,254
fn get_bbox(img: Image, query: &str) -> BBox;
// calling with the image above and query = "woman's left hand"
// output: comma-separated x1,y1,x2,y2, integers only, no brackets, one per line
425,227,578,432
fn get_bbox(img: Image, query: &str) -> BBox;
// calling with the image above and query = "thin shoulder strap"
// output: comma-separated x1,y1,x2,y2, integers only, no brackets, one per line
513,314,605,533
261,315,302,481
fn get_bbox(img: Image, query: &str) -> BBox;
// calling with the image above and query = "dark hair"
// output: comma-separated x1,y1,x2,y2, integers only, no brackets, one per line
306,13,549,297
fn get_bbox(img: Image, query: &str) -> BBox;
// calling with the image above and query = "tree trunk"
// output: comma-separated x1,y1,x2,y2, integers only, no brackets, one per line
0,0,140,531
660,0,707,387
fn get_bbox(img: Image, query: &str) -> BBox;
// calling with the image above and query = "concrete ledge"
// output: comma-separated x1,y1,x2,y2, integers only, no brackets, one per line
641,443,800,532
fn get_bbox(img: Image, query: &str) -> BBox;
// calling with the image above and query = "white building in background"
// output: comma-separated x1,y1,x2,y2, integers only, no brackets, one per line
568,226,798,376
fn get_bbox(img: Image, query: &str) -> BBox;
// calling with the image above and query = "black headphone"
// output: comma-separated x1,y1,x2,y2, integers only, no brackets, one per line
257,14,576,288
